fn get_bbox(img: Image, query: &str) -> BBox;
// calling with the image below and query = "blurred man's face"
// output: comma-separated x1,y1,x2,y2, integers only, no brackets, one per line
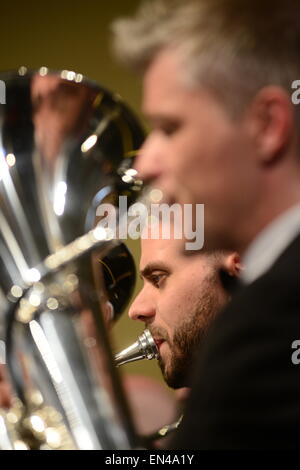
135,50,262,252
129,236,231,388
31,75,96,163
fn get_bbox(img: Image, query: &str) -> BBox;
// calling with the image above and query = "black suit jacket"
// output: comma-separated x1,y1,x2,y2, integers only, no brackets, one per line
172,233,300,449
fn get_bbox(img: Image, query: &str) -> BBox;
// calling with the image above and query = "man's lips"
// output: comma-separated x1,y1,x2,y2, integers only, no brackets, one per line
154,338,166,350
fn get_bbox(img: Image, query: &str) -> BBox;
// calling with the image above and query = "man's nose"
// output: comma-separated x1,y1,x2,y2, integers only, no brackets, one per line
128,291,156,323
134,135,164,183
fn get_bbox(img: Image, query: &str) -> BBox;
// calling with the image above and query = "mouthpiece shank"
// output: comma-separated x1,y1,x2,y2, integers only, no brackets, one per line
114,329,159,367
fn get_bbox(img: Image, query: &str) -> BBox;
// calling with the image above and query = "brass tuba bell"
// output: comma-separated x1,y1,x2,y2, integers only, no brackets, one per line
0,68,145,450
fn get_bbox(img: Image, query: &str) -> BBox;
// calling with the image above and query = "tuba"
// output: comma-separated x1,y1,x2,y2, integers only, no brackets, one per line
0,68,147,450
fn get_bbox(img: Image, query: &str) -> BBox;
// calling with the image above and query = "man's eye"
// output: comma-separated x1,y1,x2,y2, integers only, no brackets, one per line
149,121,180,137
160,124,179,136
150,273,166,288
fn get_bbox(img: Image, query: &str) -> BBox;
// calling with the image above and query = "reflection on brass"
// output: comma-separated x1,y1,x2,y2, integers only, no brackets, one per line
16,299,37,324
2,391,76,450
141,414,183,446
43,228,118,274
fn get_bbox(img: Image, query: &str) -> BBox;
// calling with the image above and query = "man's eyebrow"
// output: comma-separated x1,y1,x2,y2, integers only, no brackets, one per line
140,262,170,279
143,113,165,121
143,112,180,125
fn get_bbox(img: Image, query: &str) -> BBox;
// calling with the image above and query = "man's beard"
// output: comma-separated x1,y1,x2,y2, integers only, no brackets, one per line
163,311,210,389
149,274,225,389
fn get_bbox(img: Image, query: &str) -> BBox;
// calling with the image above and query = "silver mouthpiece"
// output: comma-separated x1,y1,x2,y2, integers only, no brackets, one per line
114,329,159,367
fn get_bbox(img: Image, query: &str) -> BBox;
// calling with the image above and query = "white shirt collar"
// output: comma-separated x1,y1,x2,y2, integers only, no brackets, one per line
242,203,300,284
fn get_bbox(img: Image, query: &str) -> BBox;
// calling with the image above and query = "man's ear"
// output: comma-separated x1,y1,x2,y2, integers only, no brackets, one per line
223,252,241,277
246,86,293,165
